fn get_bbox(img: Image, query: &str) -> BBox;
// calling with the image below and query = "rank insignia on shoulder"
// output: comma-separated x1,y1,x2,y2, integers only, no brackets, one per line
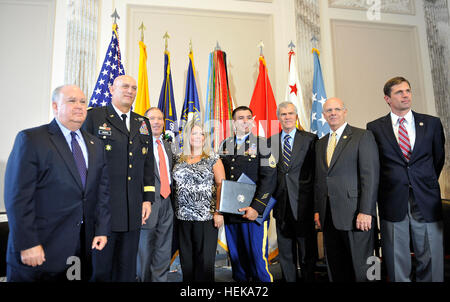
139,121,149,135
269,154,276,168
105,144,112,151
142,147,148,155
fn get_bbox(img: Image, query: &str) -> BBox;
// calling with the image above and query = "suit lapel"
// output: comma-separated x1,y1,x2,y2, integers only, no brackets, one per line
48,119,84,190
81,131,96,193
129,112,142,140
328,124,352,170
410,111,424,162
163,140,173,169
106,104,129,136
381,113,407,163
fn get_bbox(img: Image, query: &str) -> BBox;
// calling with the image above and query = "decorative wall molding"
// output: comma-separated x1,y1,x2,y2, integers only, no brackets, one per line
64,0,99,99
293,0,320,128
423,0,450,198
329,0,415,15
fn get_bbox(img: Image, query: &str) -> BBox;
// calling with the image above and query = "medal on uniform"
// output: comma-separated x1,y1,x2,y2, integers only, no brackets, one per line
139,121,149,135
105,144,112,151
142,147,148,155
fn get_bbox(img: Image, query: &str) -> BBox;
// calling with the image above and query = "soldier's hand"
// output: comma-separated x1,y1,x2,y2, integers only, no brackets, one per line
142,201,151,225
239,207,258,221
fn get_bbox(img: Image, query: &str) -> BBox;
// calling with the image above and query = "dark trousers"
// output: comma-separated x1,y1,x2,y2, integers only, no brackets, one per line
91,229,140,282
323,201,375,282
276,203,317,282
177,219,218,282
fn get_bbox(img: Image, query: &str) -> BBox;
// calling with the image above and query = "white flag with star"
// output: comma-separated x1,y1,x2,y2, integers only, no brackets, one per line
285,49,310,131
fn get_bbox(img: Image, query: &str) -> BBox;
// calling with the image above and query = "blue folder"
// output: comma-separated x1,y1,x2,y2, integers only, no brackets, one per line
237,173,277,225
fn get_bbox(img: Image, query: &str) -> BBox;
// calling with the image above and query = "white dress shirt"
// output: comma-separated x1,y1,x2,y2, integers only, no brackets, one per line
111,103,130,131
390,110,415,150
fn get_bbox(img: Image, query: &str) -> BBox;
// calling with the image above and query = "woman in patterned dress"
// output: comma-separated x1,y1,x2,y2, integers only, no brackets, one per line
172,120,225,282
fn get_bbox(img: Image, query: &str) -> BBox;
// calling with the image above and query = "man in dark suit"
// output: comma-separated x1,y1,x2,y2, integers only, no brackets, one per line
220,106,277,282
314,97,379,282
268,101,317,282
4,85,111,282
83,75,155,282
367,77,446,282
137,107,174,282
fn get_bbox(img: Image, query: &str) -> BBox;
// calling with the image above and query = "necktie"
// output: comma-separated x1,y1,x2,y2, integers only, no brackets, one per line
398,117,411,161
326,132,337,167
282,134,292,167
70,132,87,188
121,114,128,132
157,139,171,199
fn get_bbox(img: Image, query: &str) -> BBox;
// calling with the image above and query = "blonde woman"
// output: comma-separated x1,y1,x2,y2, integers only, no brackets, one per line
172,120,225,282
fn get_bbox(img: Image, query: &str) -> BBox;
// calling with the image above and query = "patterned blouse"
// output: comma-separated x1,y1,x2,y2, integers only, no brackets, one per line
172,153,219,221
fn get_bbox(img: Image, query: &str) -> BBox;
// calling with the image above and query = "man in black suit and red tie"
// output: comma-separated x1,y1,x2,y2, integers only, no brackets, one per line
4,85,111,281
367,76,446,282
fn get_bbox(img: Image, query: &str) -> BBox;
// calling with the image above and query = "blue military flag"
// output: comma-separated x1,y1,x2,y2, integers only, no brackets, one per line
310,48,330,138
158,51,178,140
179,51,201,149
89,24,125,108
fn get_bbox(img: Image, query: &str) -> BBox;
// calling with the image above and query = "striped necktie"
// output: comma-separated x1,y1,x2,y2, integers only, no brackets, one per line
282,134,292,167
398,117,412,161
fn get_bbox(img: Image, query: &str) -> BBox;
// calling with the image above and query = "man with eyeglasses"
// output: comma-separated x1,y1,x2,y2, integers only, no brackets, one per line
314,97,379,282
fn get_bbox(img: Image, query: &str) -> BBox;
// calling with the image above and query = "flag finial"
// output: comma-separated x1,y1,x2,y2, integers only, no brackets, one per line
138,22,146,42
111,9,120,24
258,40,264,56
288,41,296,50
215,41,221,51
189,39,193,53
163,31,170,51
310,35,319,48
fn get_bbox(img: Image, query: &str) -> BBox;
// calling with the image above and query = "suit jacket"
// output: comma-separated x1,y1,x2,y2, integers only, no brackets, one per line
367,111,445,222
5,119,111,273
314,124,379,231
219,133,277,223
142,138,173,230
82,104,155,232
268,129,317,235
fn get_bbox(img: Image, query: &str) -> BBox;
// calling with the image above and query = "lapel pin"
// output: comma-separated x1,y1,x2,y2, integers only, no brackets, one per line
110,114,114,118
343,135,347,139
419,122,424,126
90,140,94,144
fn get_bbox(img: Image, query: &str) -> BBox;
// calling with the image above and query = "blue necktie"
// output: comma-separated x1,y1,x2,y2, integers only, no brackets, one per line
71,132,87,188
282,134,292,167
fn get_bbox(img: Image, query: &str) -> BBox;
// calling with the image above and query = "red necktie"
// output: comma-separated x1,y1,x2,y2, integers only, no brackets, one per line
398,118,411,161
157,139,170,198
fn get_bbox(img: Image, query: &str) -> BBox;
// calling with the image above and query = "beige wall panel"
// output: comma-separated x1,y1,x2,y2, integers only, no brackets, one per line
330,20,426,128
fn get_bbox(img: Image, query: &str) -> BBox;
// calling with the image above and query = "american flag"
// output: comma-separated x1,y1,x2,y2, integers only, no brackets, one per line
310,48,330,138
89,24,125,108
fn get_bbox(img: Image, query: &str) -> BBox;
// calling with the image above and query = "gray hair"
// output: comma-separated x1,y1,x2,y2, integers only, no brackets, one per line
276,101,298,117
51,85,66,103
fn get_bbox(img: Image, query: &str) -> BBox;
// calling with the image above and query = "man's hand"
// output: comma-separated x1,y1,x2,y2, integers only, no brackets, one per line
142,201,151,225
356,213,372,231
91,236,108,250
21,245,45,267
239,207,258,221
314,213,321,230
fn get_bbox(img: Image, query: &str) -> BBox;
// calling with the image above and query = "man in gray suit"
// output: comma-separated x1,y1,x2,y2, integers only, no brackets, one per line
137,107,174,282
269,101,318,282
314,97,379,282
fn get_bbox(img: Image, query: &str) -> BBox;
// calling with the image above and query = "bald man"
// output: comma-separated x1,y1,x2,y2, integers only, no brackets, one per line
83,75,155,282
314,98,379,282
5,85,110,281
